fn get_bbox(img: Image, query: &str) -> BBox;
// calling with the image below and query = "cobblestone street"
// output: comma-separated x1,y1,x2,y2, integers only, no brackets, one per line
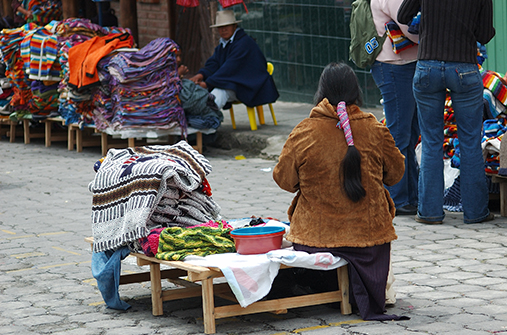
2,101,507,334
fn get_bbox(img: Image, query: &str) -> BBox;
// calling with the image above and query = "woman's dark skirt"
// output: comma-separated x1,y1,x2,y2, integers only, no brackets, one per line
293,242,408,321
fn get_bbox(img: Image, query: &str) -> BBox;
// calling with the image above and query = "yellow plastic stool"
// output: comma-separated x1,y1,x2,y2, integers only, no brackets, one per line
229,62,278,131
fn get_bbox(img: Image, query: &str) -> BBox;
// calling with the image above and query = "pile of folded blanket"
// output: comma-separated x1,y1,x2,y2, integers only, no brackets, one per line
89,141,221,253
106,38,186,133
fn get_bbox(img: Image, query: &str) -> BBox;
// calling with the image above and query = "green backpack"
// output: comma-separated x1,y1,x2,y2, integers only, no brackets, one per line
349,0,387,69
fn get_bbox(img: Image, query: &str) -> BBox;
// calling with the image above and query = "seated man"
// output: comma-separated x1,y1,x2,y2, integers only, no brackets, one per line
189,10,279,111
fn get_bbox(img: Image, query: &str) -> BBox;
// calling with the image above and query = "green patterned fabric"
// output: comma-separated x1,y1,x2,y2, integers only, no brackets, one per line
156,224,236,261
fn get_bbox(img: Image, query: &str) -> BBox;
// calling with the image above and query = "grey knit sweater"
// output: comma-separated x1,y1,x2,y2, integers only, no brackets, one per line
397,0,495,64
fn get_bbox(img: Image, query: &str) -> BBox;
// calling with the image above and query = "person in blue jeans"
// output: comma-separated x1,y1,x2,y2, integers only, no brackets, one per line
398,0,495,224
371,0,420,216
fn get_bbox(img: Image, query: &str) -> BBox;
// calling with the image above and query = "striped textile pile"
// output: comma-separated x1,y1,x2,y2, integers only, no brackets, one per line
89,141,220,253
107,38,186,133
481,69,507,108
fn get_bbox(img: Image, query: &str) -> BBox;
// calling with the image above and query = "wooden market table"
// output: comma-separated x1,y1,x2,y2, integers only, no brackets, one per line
85,237,352,334
22,117,68,146
0,117,20,142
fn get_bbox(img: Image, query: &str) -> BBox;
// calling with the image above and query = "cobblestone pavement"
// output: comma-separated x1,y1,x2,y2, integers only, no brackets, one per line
1,101,507,334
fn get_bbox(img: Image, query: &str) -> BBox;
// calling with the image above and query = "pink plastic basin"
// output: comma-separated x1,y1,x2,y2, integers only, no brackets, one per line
230,226,285,255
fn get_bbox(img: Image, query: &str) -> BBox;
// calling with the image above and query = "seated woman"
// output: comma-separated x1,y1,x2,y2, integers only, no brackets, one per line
272,62,407,321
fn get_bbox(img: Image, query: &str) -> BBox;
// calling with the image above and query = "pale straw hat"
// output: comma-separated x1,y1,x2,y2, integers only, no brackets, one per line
210,10,242,28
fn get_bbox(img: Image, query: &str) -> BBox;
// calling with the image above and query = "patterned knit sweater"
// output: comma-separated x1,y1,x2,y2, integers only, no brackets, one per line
89,141,217,253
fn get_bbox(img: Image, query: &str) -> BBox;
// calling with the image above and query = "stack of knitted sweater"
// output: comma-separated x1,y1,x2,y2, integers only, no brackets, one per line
106,38,186,133
58,18,133,126
89,141,221,253
0,23,38,119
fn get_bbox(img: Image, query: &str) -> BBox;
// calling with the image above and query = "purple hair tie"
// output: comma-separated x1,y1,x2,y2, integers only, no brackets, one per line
336,101,354,146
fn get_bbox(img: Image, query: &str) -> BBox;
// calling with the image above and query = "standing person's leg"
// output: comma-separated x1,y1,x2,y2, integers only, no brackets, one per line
371,61,419,213
412,60,447,223
445,62,491,223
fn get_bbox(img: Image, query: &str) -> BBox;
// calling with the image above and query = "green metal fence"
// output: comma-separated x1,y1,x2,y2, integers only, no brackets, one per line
483,0,507,75
233,1,382,107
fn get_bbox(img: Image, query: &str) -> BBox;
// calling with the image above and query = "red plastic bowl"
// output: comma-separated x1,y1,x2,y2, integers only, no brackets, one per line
231,226,285,255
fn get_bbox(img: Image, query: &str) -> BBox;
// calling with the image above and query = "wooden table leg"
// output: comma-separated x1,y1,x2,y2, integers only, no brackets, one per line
128,138,135,148
337,265,352,315
150,262,163,316
196,132,202,154
68,125,74,150
76,128,83,152
101,132,108,156
45,120,52,147
201,277,216,334
9,121,16,143
23,119,30,144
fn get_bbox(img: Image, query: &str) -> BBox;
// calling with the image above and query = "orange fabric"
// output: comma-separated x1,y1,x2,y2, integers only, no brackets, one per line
68,33,134,91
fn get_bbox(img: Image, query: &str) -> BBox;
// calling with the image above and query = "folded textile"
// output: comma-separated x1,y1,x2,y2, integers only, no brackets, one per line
481,69,507,106
89,141,213,253
185,249,348,307
156,224,236,261
484,89,506,118
106,38,186,133
443,176,462,212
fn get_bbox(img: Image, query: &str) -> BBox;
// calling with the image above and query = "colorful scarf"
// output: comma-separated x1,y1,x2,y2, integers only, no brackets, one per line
385,20,417,54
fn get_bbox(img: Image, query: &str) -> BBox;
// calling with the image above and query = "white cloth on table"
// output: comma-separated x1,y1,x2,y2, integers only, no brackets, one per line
185,248,348,307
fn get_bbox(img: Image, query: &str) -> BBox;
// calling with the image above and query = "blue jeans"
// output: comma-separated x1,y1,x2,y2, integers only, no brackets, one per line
371,61,419,209
413,60,490,223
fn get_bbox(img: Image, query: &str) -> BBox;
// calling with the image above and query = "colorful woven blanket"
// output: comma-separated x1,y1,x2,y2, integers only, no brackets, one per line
89,141,213,253
156,223,236,261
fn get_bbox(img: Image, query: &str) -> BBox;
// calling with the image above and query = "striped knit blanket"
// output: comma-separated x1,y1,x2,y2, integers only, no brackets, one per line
89,141,213,253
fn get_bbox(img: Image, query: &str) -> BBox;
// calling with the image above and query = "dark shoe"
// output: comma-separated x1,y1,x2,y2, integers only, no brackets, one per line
465,212,495,224
414,215,443,224
479,212,495,223
395,204,418,216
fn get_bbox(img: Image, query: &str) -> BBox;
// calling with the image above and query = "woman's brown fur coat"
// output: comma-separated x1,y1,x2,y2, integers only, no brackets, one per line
273,99,405,248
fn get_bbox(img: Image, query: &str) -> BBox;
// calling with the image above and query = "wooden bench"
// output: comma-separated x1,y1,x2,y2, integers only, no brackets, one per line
0,117,20,142
85,237,351,334
22,117,68,146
